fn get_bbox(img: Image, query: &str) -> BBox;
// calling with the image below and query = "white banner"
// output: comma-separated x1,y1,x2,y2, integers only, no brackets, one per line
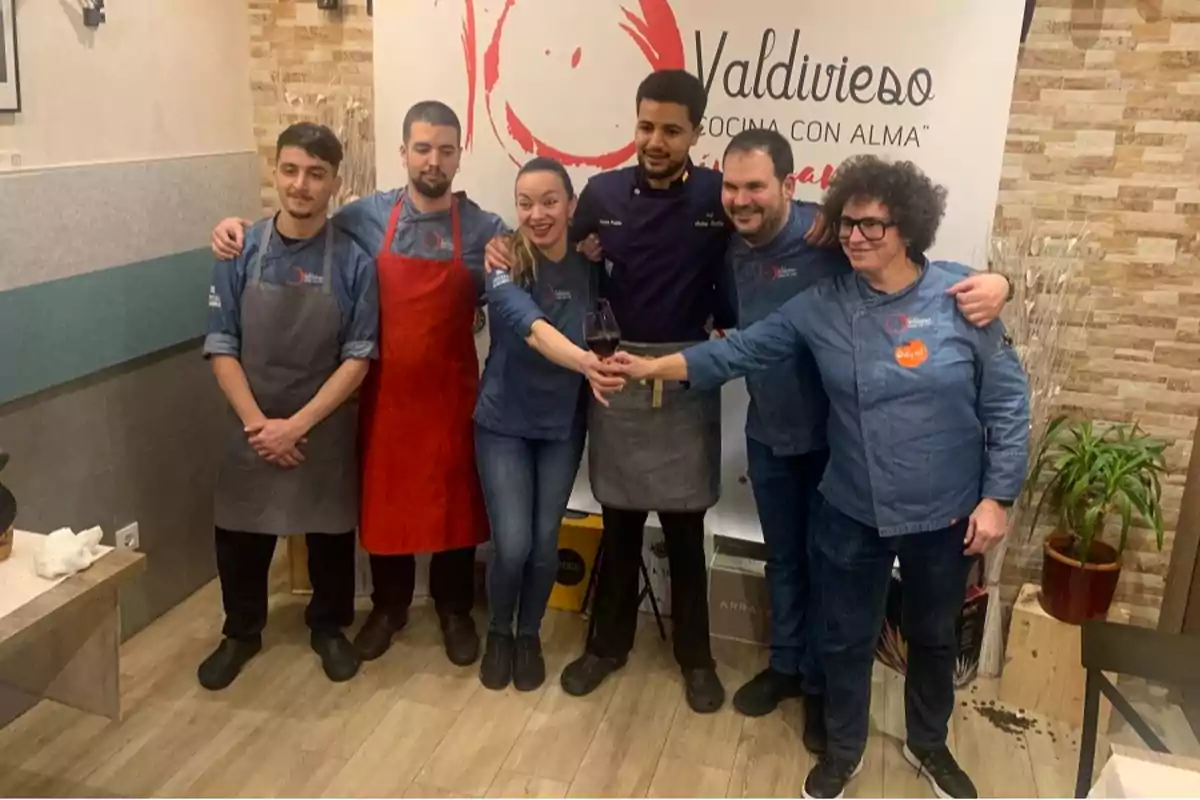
375,0,1025,542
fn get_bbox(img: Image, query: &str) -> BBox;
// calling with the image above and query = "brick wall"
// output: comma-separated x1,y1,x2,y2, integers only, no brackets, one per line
248,0,374,214
248,0,1200,625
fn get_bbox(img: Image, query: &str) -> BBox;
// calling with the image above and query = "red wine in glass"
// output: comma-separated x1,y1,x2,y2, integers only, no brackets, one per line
584,299,621,358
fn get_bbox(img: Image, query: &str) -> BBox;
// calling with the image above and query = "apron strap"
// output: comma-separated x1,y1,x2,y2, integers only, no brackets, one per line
320,222,335,295
249,221,273,286
450,197,462,261
381,196,406,259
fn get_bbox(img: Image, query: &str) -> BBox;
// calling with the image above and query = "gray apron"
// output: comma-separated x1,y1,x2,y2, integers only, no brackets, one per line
588,340,722,512
214,223,359,535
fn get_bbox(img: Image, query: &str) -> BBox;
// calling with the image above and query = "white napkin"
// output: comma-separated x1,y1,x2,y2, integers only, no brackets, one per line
33,526,105,579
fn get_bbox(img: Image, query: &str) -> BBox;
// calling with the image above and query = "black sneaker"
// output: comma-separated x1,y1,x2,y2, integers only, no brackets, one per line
732,668,804,717
560,653,626,696
311,631,361,683
440,613,480,666
479,632,514,690
197,637,262,691
353,607,407,662
803,756,863,799
512,635,546,692
683,667,725,713
902,744,977,799
803,693,828,755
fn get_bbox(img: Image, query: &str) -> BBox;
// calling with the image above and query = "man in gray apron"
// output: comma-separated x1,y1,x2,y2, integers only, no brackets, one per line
200,122,379,690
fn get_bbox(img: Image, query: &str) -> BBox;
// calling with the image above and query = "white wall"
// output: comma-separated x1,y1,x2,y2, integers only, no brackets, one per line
0,0,253,169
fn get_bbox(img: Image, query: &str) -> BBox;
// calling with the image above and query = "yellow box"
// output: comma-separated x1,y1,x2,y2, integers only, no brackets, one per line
548,513,603,612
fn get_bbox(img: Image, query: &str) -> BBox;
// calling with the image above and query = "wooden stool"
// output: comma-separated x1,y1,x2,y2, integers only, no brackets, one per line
1000,582,1130,731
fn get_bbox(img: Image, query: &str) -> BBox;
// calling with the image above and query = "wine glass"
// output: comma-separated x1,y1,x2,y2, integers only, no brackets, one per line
584,299,621,359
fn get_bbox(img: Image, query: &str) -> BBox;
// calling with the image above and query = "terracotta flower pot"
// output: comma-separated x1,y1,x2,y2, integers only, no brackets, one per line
1039,532,1121,624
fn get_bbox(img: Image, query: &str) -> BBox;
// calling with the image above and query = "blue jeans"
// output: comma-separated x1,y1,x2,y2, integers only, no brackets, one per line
813,500,970,762
475,423,586,637
745,437,828,694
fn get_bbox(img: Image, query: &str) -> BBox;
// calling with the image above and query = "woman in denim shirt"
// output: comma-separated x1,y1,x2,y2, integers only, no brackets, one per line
474,158,622,692
607,157,1030,800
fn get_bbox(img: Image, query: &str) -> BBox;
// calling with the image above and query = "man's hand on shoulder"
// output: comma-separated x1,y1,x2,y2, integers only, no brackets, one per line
576,234,603,263
212,218,253,261
946,272,1010,327
484,234,514,273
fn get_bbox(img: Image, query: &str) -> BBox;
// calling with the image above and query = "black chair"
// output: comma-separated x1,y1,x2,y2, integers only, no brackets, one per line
1075,620,1200,797
580,537,668,643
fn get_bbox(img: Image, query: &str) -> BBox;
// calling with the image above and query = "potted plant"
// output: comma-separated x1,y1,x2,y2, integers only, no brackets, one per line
1025,416,1168,624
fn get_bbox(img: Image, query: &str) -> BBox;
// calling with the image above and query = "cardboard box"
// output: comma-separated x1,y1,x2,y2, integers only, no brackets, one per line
548,513,603,612
708,537,770,646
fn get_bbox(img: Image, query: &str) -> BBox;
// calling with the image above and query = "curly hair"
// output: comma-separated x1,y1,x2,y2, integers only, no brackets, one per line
822,155,947,255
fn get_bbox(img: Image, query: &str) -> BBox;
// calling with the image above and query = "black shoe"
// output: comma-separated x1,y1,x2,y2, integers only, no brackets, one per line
803,693,828,755
354,607,407,662
197,637,261,691
802,755,863,799
560,653,626,696
479,632,514,690
512,634,546,692
311,631,361,683
902,744,978,799
440,613,480,666
683,667,725,713
732,668,804,717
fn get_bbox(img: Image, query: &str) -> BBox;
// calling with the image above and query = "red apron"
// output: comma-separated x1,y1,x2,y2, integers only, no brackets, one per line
358,198,489,555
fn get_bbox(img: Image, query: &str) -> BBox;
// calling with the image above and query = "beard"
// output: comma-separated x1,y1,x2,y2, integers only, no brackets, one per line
637,150,687,181
731,204,786,245
412,172,452,199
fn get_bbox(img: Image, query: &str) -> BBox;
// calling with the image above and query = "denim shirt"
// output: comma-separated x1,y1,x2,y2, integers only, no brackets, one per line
474,249,593,440
685,261,1030,536
204,217,380,361
731,201,845,456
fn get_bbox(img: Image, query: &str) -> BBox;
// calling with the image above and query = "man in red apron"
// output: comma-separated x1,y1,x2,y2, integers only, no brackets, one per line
211,102,506,667
201,123,378,690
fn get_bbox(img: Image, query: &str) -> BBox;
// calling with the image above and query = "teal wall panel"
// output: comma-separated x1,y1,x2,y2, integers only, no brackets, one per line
0,249,213,404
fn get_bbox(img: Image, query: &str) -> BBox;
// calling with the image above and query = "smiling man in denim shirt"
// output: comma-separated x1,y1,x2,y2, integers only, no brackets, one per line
611,155,1030,799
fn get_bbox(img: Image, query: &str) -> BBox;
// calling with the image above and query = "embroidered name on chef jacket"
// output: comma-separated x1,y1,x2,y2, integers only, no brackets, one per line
694,210,725,229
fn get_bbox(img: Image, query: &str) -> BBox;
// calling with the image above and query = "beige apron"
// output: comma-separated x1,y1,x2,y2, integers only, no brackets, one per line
214,222,359,535
587,340,722,512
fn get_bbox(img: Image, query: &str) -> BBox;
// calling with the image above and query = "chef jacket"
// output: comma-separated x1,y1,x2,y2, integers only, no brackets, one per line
204,217,379,361
685,260,1030,536
335,188,508,301
571,162,736,343
732,204,985,458
474,250,593,440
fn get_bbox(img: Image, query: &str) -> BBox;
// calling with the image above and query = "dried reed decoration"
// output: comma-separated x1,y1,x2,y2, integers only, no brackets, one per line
271,71,377,211
976,227,1096,678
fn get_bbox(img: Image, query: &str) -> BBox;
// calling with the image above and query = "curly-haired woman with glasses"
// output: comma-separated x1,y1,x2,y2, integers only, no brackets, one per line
604,155,1030,799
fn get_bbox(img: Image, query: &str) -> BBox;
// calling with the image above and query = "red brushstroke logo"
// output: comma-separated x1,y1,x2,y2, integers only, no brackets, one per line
475,0,685,168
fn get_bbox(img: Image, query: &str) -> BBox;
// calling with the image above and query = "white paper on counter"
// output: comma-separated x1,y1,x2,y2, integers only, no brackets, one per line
0,531,114,619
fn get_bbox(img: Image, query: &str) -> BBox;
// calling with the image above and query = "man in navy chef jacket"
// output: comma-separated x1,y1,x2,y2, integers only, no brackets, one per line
202,123,379,690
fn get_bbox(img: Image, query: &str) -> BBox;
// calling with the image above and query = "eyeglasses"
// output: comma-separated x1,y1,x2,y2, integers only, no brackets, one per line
838,216,897,242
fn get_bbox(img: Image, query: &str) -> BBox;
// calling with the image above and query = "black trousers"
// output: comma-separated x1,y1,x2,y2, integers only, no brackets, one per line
215,527,356,640
588,507,714,670
369,546,476,618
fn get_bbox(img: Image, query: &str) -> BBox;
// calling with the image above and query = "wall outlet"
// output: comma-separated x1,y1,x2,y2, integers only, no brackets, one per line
116,522,140,551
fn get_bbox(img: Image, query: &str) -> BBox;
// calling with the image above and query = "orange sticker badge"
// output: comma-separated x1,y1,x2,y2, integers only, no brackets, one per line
895,340,929,368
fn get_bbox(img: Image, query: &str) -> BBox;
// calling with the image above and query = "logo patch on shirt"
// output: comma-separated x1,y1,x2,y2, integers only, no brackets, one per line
289,268,325,286
884,314,934,334
895,340,929,369
208,287,222,309
492,271,513,288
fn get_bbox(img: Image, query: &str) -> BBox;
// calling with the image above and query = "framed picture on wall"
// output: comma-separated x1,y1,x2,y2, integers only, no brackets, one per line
0,0,19,113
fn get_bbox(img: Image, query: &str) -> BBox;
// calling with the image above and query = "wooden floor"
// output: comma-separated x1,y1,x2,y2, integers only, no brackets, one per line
0,577,1092,798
